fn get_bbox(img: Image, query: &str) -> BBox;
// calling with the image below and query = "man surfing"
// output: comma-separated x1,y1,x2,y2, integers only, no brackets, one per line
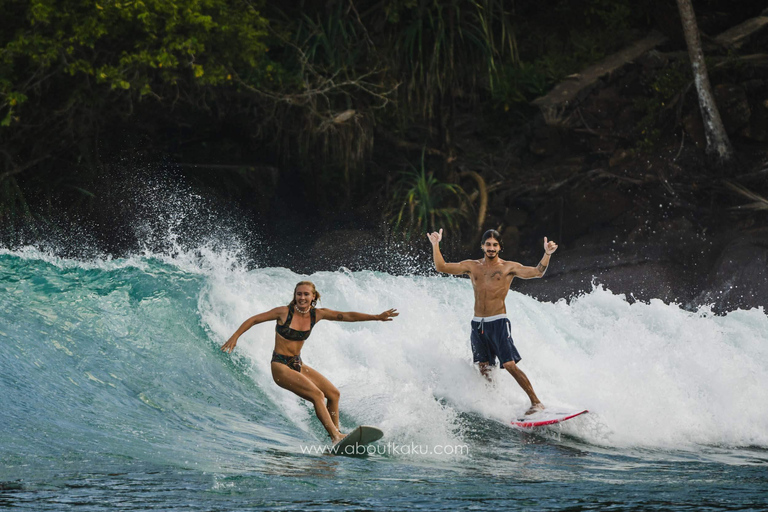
427,228,558,415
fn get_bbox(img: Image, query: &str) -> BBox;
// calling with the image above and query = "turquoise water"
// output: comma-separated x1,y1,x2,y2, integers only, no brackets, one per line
2,247,767,511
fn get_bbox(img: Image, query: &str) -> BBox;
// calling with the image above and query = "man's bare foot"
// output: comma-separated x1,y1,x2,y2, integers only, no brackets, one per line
525,403,545,416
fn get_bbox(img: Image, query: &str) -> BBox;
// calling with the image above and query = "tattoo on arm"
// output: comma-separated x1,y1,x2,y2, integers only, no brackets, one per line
337,313,344,321
537,262,548,274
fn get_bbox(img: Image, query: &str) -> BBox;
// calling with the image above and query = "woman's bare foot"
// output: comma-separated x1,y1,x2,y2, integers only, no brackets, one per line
331,432,347,444
525,403,545,416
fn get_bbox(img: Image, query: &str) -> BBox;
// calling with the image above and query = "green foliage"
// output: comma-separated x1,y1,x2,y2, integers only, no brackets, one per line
550,0,645,32
0,0,277,228
0,177,33,235
385,0,518,119
278,3,392,196
492,34,608,110
294,2,368,74
389,150,469,238
0,0,273,124
0,0,697,245
582,0,633,31
493,61,553,108
493,0,650,110
634,62,692,151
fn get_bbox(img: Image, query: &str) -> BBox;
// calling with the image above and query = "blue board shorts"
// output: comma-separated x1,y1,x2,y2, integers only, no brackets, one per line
470,314,522,368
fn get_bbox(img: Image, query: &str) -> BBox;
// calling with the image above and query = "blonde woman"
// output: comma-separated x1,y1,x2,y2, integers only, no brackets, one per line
221,281,398,443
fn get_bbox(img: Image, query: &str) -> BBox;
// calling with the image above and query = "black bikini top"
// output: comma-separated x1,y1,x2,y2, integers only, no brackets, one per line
275,306,316,341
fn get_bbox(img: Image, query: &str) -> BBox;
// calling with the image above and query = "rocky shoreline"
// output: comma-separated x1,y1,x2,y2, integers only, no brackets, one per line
295,220,767,314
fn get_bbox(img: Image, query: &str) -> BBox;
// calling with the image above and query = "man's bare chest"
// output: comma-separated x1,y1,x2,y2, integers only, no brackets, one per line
472,267,513,287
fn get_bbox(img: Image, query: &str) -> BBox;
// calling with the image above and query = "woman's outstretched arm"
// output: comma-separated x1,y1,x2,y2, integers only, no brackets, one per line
221,307,285,353
316,308,398,323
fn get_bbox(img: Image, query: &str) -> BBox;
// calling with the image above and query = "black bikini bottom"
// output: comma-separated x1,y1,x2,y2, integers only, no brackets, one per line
271,351,302,372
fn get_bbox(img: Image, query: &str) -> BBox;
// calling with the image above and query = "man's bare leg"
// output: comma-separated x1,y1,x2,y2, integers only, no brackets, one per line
478,362,493,382
502,360,544,415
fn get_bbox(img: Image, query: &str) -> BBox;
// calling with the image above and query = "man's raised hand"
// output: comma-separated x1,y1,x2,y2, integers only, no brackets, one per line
544,236,558,255
427,229,443,245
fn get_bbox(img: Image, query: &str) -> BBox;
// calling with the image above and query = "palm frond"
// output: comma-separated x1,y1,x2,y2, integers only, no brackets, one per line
725,181,768,211
388,148,470,238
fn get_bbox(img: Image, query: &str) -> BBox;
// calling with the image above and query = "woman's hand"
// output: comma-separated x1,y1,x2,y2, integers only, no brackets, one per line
377,308,399,321
221,335,239,353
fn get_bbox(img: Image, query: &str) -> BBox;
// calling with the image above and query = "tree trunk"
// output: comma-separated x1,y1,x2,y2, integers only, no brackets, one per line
459,171,488,235
676,0,734,167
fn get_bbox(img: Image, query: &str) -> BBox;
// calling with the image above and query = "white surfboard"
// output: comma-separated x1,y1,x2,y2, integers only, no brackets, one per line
511,409,588,428
331,425,384,455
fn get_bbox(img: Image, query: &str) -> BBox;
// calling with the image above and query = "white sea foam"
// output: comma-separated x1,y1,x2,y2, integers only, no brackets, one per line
199,267,768,452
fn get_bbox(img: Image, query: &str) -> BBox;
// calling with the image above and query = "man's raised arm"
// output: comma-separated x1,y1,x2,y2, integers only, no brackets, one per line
427,229,471,275
511,236,559,279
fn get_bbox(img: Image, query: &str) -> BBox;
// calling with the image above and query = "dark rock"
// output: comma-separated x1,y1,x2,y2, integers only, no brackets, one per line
513,222,698,305
308,229,381,272
561,184,635,240
515,260,692,305
511,222,767,313
511,215,733,309
693,230,768,311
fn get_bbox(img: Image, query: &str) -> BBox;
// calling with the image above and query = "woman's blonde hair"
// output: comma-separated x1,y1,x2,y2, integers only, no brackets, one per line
288,281,320,308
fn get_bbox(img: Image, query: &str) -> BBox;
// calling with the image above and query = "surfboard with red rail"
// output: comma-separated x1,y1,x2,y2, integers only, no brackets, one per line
511,409,589,428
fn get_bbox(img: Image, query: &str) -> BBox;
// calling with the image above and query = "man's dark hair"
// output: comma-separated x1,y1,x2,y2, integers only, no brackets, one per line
481,229,503,251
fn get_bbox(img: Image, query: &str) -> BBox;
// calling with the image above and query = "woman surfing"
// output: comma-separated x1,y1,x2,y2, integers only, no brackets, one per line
221,280,398,443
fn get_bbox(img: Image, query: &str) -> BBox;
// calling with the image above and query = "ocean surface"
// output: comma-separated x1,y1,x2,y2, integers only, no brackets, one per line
2,246,767,511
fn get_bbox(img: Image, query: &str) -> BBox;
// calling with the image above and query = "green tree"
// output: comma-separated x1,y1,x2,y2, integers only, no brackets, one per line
0,0,274,225
383,0,517,170
389,149,469,238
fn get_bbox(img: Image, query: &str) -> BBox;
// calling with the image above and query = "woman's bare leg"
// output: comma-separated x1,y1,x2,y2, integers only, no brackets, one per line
271,362,343,442
301,364,341,430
